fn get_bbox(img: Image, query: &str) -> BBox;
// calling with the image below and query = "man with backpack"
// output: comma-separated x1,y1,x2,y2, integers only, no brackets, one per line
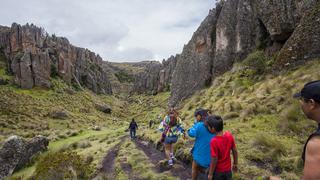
294,80,320,179
188,109,215,180
128,118,138,140
159,108,185,166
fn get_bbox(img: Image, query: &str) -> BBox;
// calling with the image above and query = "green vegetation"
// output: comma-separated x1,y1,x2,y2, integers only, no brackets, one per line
32,151,92,179
2,50,320,179
115,70,135,83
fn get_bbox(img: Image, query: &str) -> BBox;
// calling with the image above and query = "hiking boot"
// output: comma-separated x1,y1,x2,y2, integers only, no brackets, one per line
168,159,173,166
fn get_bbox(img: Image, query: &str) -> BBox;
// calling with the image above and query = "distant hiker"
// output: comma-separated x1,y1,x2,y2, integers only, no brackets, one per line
159,109,185,166
207,115,238,180
128,118,138,140
188,109,214,180
294,80,320,179
149,119,154,128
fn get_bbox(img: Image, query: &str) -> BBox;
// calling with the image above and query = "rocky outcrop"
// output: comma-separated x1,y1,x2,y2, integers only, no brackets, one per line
168,0,319,106
157,55,178,92
132,61,162,94
0,23,112,94
131,57,177,95
276,0,320,67
170,5,222,106
0,135,49,179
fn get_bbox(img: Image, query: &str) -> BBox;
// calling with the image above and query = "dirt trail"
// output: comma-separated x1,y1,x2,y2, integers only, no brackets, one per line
134,138,192,180
92,136,127,179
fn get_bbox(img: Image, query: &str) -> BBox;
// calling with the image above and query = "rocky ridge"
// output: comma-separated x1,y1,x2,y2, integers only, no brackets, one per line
0,23,112,94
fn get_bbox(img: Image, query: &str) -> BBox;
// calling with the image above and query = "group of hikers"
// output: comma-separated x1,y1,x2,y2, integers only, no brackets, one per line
128,80,320,179
158,107,236,180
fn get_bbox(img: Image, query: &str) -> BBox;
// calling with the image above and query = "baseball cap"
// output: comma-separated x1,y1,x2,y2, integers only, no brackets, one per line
293,80,320,103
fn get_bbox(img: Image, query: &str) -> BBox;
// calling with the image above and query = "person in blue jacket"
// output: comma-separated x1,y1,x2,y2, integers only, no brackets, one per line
188,108,215,180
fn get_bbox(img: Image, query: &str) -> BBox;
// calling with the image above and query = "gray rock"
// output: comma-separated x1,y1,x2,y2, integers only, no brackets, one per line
0,23,112,94
51,110,69,119
0,135,49,179
95,103,112,114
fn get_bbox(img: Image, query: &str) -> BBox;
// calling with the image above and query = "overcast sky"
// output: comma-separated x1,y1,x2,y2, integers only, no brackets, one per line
0,0,216,62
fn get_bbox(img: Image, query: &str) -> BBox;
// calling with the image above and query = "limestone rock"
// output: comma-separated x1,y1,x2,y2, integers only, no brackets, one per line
0,135,49,179
0,23,112,94
51,110,69,119
276,1,320,66
95,103,112,114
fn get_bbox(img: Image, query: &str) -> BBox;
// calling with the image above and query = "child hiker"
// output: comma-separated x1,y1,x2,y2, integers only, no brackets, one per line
206,115,238,180
188,109,215,180
159,108,185,166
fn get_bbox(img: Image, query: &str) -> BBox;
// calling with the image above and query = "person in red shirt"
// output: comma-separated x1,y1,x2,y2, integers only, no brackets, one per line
206,115,238,180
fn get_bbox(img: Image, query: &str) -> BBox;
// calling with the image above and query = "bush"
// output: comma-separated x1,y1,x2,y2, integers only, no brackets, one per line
32,151,93,179
242,51,268,74
278,103,314,136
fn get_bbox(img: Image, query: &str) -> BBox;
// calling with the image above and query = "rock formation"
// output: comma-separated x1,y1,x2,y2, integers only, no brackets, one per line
0,135,49,179
168,0,320,106
0,23,112,94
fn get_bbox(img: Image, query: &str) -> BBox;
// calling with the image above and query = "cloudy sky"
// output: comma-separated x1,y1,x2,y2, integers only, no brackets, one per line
0,0,216,62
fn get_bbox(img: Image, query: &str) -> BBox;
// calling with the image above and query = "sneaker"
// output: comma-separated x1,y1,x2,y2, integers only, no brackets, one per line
168,159,173,166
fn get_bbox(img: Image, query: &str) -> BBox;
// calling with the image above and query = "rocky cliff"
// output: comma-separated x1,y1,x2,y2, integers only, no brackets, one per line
0,23,112,94
168,0,320,106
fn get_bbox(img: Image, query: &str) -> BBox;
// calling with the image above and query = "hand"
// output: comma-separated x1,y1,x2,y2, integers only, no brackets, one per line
208,174,213,180
232,164,238,173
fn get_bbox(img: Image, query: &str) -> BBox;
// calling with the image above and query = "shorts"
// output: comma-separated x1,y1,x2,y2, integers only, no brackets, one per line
164,135,178,144
213,171,232,180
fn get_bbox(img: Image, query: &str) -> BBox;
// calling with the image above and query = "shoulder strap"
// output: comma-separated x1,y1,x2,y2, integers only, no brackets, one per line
302,124,320,164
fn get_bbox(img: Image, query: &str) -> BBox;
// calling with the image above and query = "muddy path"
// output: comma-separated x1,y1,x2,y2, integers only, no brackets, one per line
134,138,192,180
92,136,127,179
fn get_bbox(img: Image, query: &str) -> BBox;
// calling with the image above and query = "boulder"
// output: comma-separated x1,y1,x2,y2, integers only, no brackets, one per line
95,103,112,114
0,135,49,179
51,110,69,119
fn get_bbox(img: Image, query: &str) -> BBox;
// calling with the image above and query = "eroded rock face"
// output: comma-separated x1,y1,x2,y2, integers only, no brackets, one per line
276,1,320,67
168,0,319,106
0,135,49,179
0,23,112,94
170,4,223,106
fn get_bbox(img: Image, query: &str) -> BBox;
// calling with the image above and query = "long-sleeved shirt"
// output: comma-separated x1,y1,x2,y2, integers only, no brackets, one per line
158,115,184,137
188,121,215,168
129,122,138,130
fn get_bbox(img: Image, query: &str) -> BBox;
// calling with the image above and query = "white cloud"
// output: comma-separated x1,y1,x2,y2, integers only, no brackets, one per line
0,0,216,62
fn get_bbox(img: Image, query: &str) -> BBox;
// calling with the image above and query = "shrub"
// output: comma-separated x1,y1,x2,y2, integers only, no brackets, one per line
32,151,93,179
242,51,268,74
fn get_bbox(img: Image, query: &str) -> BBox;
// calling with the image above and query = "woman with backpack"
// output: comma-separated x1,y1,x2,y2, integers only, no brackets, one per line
159,108,185,166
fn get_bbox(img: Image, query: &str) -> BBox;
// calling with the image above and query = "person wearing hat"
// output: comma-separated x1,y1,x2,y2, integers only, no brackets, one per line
294,80,320,179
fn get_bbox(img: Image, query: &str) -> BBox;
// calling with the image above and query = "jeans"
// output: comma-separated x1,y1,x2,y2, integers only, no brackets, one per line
130,129,136,139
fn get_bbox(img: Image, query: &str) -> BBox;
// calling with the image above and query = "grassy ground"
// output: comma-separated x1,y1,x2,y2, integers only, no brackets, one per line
1,51,320,179
132,59,320,179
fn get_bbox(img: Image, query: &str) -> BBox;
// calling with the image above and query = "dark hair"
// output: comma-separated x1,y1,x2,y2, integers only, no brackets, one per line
206,115,223,132
194,108,208,119
132,118,135,121
169,115,177,127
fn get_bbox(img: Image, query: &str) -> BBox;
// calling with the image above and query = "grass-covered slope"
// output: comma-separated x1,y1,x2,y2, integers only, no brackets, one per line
135,56,320,179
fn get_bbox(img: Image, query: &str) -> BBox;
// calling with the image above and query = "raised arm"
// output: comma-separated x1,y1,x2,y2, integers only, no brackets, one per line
302,137,320,180
187,123,198,138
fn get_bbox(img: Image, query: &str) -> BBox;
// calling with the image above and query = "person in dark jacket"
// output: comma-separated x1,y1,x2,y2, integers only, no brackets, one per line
128,118,138,139
294,80,320,179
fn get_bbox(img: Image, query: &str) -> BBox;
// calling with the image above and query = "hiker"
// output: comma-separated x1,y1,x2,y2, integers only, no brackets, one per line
159,108,185,166
206,115,238,180
128,118,138,140
294,80,320,179
188,109,215,180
